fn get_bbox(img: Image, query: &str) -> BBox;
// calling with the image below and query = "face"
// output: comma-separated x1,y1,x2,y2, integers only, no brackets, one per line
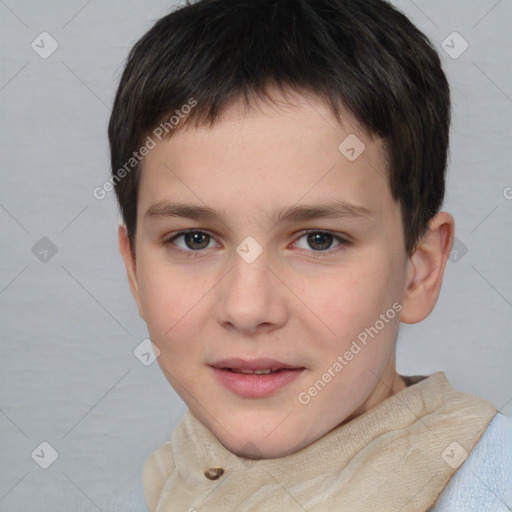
122,90,414,458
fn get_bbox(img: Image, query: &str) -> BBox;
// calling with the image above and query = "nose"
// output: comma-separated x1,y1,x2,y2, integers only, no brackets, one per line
217,247,288,334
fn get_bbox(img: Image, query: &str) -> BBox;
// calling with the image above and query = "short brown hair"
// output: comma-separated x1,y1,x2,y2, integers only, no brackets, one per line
108,0,451,255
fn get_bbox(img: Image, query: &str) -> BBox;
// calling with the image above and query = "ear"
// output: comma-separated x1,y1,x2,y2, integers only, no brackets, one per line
118,224,145,319
400,212,455,324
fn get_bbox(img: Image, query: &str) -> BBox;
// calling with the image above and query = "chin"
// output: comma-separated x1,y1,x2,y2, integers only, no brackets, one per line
230,440,294,459
215,425,308,460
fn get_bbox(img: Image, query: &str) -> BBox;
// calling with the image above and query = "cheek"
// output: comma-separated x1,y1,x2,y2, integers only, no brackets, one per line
306,264,382,316
299,254,402,349
139,272,201,382
136,259,214,366
137,262,189,341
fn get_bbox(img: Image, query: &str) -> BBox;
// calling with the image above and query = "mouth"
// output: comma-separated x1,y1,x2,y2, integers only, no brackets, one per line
209,358,305,397
210,357,304,373
224,368,288,375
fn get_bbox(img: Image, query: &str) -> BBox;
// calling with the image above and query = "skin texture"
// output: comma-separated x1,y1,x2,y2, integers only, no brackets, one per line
119,89,454,459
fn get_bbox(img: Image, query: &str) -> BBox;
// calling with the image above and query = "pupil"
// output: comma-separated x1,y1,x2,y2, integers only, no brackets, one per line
186,232,209,250
308,232,332,250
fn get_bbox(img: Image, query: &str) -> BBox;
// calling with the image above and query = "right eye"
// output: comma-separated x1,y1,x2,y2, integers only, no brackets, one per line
163,230,218,255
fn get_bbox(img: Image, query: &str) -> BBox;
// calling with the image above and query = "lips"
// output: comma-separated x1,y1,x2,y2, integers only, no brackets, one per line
210,359,305,398
209,358,306,397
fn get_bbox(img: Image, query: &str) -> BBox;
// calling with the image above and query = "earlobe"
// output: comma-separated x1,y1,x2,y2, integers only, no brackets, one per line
118,224,145,319
400,212,454,324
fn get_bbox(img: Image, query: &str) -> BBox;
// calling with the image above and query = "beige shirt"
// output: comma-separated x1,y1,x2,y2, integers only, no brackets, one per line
143,372,497,511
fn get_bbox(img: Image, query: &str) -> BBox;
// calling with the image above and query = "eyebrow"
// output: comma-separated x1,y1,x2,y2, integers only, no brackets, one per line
144,200,373,224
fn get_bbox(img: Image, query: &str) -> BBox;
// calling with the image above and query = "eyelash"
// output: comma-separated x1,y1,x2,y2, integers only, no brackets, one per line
162,229,351,259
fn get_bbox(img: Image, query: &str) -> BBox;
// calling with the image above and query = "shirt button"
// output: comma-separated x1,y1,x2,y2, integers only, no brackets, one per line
204,467,224,480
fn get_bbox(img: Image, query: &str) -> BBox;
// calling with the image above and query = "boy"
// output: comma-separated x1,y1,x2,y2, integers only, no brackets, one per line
108,0,512,510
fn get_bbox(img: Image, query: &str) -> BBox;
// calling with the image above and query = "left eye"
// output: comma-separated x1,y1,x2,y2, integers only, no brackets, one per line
294,231,345,252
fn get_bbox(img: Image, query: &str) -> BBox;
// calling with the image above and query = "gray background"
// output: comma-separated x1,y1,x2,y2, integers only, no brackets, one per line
0,0,511,510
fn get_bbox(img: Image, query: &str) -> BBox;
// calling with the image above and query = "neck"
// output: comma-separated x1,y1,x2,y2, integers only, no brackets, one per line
339,367,407,427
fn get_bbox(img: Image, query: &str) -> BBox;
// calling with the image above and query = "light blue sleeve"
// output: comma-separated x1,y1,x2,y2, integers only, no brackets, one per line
430,412,512,512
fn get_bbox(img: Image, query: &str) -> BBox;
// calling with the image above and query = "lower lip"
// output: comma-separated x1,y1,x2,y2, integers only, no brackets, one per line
211,367,304,398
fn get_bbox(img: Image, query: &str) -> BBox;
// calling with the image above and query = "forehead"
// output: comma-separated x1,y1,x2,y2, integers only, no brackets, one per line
138,90,394,225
